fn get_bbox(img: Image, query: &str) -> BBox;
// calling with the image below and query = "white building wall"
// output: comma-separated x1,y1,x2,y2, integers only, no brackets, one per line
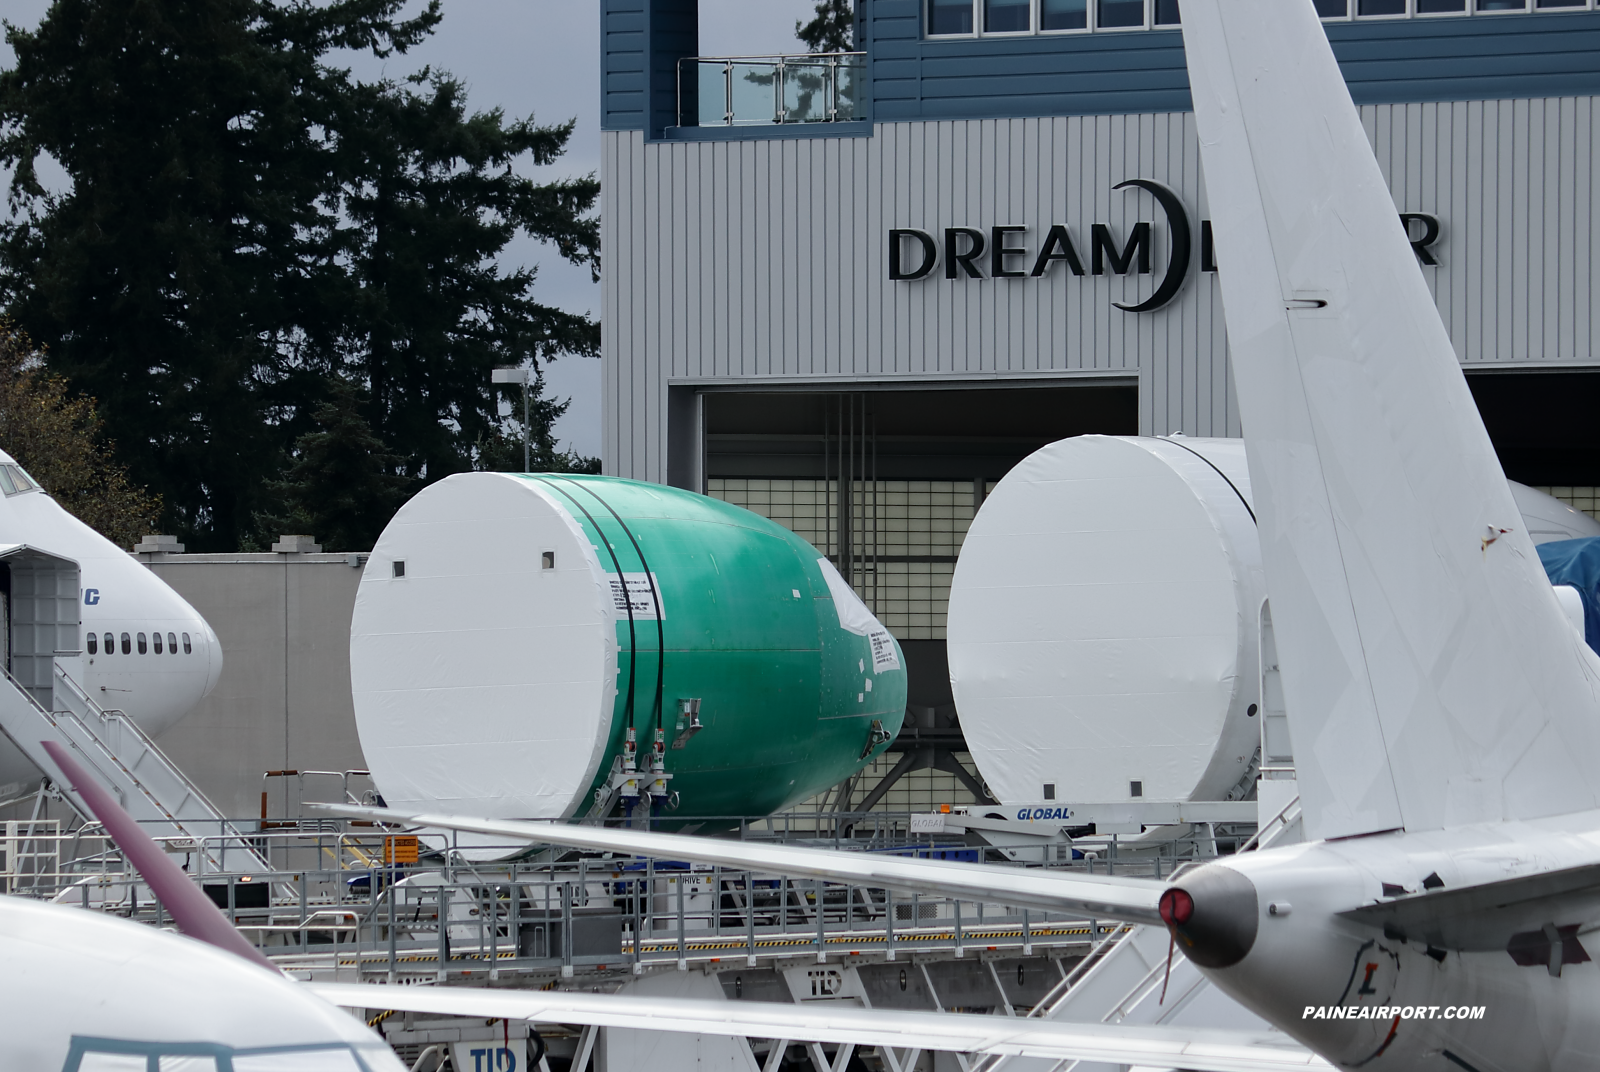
603,97,1600,479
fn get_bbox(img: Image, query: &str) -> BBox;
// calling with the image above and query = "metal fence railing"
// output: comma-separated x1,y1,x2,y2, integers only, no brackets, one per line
678,52,866,128
1,812,1249,984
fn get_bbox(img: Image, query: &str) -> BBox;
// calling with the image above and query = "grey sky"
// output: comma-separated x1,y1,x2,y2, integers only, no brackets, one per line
0,0,819,457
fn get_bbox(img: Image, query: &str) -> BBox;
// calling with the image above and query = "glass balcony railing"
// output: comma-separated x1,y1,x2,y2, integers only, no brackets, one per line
678,52,866,128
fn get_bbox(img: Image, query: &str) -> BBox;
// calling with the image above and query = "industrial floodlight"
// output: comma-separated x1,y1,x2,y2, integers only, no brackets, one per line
490,366,534,471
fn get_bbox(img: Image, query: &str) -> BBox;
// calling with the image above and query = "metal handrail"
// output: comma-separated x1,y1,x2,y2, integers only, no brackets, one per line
1239,794,1301,853
676,51,866,128
50,663,264,871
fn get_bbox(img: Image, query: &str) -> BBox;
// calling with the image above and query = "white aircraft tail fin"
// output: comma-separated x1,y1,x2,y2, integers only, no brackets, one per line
1180,0,1600,839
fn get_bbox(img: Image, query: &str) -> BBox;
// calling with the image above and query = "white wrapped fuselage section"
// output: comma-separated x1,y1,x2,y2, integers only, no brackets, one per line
948,436,1264,806
350,475,617,833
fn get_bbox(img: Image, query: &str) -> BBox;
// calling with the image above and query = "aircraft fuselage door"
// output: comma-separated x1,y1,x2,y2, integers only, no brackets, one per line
1,548,81,710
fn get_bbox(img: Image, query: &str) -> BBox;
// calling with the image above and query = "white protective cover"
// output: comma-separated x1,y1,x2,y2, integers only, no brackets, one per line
350,474,616,829
1182,0,1600,839
1508,481,1600,545
948,435,1263,805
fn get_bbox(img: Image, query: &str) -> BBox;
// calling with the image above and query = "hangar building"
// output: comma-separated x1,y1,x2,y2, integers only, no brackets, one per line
598,0,1600,808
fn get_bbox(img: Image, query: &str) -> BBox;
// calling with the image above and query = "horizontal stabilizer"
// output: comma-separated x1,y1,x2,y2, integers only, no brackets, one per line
311,804,1163,924
310,982,1330,1072
1337,862,1600,953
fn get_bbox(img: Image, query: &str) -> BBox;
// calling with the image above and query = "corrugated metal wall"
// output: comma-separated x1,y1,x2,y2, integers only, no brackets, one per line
603,97,1600,480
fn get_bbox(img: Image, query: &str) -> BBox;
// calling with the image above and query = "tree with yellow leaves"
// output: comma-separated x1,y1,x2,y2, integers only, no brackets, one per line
0,323,160,548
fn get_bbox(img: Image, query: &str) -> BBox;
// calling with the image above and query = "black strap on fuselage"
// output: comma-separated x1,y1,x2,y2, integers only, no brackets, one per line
562,479,668,741
1153,436,1257,526
531,476,641,732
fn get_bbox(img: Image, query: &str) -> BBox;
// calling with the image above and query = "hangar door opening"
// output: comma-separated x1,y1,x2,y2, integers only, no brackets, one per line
692,382,1138,811
1469,370,1600,518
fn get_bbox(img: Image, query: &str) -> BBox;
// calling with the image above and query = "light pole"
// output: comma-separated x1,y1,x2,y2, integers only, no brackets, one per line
491,366,532,473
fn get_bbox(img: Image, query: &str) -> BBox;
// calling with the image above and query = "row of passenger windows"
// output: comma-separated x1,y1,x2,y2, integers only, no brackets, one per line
928,0,1592,36
86,631,193,656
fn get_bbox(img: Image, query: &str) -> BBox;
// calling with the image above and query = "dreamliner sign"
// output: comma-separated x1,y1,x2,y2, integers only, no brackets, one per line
887,178,1441,314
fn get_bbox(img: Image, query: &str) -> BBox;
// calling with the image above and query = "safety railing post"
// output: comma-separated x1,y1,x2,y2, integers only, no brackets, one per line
387,872,398,983
629,865,641,971
488,882,499,980
815,879,825,962
885,887,895,961
562,880,574,977
437,885,451,980
513,863,524,967
676,872,687,970
746,872,756,966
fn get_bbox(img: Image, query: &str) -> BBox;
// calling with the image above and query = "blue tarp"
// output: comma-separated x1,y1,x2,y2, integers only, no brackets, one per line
1538,536,1600,658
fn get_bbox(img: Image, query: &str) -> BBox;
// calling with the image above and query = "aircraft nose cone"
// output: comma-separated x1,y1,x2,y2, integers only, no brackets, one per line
1160,863,1259,968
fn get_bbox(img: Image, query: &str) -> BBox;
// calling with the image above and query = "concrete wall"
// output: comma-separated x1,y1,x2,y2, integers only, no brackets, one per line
142,550,368,820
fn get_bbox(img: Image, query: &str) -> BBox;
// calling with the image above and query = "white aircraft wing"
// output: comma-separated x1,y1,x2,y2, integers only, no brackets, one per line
313,804,1164,924
1180,0,1600,840
309,982,1330,1072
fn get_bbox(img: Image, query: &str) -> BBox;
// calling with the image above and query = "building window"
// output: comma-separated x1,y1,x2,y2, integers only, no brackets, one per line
120,632,131,655
183,632,192,654
168,632,178,654
985,0,1032,31
137,632,147,654
1098,0,1147,26
1041,0,1088,29
930,0,1589,34
929,0,975,34
87,634,97,655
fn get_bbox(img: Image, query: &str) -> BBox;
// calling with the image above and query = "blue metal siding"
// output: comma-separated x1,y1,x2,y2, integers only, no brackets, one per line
1329,15,1600,106
866,5,1600,121
603,0,697,135
603,2,646,131
604,4,1600,131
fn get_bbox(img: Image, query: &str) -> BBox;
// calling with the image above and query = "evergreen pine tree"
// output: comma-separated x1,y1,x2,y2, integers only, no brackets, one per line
0,0,600,550
258,377,407,553
797,0,854,52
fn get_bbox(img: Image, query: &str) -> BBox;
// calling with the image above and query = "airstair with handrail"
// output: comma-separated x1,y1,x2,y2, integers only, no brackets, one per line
0,542,267,879
0,658,268,876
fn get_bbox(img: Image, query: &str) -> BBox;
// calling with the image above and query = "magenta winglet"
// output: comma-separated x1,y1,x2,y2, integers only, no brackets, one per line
40,740,278,971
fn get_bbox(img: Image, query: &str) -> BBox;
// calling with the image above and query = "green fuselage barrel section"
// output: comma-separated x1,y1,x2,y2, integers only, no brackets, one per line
520,475,907,821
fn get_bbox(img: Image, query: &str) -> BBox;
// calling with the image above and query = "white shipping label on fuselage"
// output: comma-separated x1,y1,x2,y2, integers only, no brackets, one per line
608,573,666,620
869,627,899,672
